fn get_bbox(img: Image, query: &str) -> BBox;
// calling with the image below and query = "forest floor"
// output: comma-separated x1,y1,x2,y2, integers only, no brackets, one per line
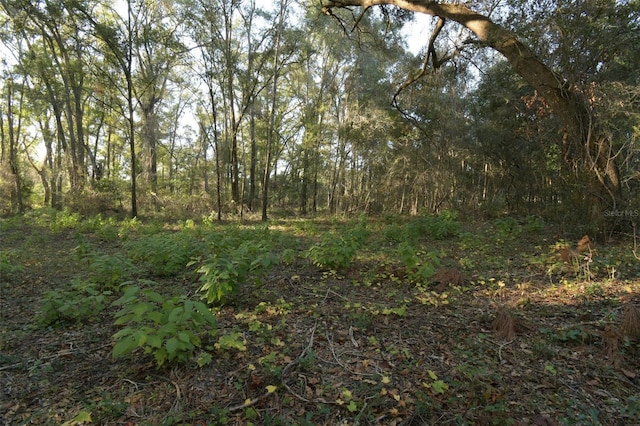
1,210,640,425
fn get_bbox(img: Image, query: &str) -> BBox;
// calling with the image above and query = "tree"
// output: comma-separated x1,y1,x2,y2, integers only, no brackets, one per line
321,0,630,227
83,0,140,217
1,77,25,213
134,2,183,200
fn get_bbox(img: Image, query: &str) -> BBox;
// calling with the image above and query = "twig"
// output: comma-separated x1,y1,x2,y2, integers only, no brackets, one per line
227,389,275,412
491,338,515,363
348,325,359,348
150,374,182,412
325,328,373,377
281,321,323,404
633,222,640,260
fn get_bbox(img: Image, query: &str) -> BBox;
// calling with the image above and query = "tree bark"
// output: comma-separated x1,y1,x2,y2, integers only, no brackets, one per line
322,0,623,220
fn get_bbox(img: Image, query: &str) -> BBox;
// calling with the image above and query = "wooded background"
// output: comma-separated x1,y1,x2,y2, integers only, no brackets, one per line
1,0,638,232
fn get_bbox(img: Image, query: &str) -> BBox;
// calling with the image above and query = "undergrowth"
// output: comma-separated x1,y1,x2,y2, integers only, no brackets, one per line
2,209,639,425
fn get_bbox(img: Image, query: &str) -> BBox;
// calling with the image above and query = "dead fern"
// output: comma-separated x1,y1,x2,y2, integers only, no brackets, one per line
491,307,517,340
601,325,621,361
621,303,640,340
432,267,465,292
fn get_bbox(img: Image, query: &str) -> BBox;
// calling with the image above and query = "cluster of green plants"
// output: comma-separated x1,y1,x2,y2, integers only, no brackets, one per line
0,250,24,276
194,240,278,304
396,241,441,284
126,231,205,278
39,279,110,325
305,216,370,271
111,283,217,367
493,215,545,239
86,253,137,289
408,210,461,241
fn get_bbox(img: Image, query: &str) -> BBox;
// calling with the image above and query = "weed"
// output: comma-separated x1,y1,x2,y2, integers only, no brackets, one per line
126,232,204,277
88,253,137,290
48,208,81,233
493,217,521,238
0,250,24,276
280,248,296,265
39,279,110,325
306,232,359,271
215,332,247,352
195,240,277,305
397,241,441,284
112,284,217,367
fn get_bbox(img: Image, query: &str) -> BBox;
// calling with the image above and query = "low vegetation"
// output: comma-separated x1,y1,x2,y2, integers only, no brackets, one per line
1,209,640,424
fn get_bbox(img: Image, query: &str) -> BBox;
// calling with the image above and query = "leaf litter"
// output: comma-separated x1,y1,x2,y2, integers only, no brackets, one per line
1,217,639,425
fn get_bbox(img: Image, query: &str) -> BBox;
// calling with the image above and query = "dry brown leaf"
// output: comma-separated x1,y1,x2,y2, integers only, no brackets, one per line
576,235,594,253
621,368,636,379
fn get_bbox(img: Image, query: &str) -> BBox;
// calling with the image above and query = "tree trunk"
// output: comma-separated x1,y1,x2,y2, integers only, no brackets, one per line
322,0,622,223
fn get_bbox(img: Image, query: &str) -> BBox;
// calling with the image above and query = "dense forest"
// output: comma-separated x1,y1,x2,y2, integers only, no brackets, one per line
0,0,638,231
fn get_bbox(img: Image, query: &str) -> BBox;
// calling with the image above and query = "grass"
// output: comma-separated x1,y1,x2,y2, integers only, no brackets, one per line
1,210,639,425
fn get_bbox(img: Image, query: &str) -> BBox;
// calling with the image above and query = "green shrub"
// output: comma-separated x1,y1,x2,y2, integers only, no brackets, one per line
403,210,460,242
126,232,204,277
397,241,440,284
39,279,109,325
493,217,521,238
422,210,461,240
49,208,81,233
112,284,217,367
88,253,137,289
306,232,359,271
0,250,24,276
195,241,278,305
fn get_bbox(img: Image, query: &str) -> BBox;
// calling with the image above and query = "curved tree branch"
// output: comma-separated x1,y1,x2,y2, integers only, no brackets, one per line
322,0,623,216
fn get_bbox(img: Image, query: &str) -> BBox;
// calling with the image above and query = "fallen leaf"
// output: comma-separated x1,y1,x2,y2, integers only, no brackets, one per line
621,368,636,379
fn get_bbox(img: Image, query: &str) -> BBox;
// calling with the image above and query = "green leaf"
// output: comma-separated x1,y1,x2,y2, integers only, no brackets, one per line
431,380,449,394
112,336,138,358
146,334,163,349
61,410,92,425
112,286,140,306
178,331,192,343
131,302,151,317
155,347,168,366
157,322,178,336
215,332,246,351
168,306,184,323
166,337,179,356
196,351,213,367
144,290,165,304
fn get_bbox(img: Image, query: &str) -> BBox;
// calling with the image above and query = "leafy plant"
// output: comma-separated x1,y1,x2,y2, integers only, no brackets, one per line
88,253,137,289
493,217,522,238
39,279,110,325
215,332,247,352
48,208,81,233
306,232,359,271
0,250,24,276
397,241,440,284
195,241,277,305
404,210,461,242
421,370,449,395
126,232,204,277
112,284,217,367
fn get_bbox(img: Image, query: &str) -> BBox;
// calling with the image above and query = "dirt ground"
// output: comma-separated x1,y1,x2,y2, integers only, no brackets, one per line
1,215,640,425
